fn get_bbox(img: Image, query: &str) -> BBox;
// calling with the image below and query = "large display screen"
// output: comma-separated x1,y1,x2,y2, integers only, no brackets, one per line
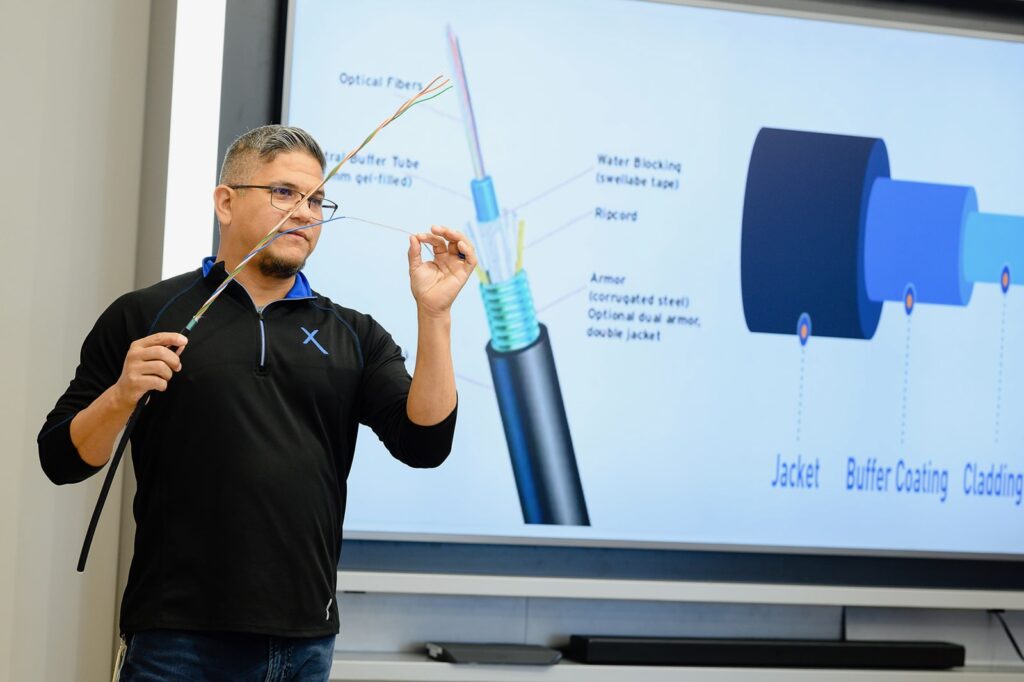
284,0,1024,557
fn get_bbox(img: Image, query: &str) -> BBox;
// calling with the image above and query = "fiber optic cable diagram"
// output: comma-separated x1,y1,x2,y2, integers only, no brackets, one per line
742,127,1021,448
447,26,590,526
740,127,1021,340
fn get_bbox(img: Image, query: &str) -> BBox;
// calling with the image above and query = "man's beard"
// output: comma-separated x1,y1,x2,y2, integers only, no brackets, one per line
257,250,307,278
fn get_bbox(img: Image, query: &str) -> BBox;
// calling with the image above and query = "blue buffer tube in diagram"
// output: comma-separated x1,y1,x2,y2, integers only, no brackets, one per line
741,128,1024,340
449,27,589,526
865,179,977,306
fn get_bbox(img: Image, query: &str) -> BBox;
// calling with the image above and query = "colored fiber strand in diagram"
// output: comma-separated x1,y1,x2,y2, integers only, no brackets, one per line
447,25,589,526
995,266,1011,444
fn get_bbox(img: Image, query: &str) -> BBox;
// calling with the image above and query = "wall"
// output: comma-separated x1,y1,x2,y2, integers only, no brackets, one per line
0,1,152,680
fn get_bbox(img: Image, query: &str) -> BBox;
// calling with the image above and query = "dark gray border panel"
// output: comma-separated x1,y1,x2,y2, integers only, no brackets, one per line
214,0,288,253
339,540,1024,591
689,0,1024,36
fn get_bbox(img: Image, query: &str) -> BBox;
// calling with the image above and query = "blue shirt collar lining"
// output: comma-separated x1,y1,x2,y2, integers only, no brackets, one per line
202,256,312,299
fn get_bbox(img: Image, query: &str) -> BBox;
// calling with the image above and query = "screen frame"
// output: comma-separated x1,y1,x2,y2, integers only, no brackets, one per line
210,0,1024,592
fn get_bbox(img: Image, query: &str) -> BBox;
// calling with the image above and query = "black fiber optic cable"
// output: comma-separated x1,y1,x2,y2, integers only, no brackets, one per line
74,216,410,570
76,219,335,571
77,328,190,572
74,80,449,571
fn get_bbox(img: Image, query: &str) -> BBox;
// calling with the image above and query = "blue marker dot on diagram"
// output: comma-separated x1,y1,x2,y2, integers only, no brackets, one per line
1002,266,1011,294
903,284,915,316
797,313,811,346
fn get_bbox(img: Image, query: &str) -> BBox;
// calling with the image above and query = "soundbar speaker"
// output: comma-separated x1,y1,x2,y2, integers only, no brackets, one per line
564,636,965,669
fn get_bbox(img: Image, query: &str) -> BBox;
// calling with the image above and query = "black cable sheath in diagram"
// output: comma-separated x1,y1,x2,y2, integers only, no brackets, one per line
487,324,589,525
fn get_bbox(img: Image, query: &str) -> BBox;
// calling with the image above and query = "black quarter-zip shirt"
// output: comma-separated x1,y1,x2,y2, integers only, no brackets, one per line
38,259,456,637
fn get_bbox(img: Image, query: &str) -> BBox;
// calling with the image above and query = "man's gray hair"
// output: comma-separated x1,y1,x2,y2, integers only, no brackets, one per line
219,124,326,184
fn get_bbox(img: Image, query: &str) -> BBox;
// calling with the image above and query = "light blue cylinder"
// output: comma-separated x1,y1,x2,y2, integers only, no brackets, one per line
480,270,541,352
864,178,976,306
471,175,500,223
963,212,1024,284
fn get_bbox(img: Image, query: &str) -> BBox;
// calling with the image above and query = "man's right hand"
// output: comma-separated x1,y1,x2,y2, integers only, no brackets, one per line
71,332,188,467
111,332,188,410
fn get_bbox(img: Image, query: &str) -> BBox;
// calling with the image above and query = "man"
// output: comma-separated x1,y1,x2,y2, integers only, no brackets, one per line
38,125,476,680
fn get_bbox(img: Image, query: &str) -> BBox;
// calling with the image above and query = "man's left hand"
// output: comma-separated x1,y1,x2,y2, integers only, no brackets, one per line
408,225,478,317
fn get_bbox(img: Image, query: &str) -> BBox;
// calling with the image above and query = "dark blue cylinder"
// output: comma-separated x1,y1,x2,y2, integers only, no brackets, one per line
741,128,888,340
487,325,589,526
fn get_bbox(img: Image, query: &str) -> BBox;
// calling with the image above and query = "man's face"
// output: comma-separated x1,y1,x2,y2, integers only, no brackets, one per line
219,150,326,278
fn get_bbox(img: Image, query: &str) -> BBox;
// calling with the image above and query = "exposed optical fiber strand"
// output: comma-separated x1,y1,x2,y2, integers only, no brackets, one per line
188,77,450,328
447,26,485,180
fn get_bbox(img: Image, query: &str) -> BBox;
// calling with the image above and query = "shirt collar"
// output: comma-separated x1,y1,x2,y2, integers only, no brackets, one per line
202,256,312,299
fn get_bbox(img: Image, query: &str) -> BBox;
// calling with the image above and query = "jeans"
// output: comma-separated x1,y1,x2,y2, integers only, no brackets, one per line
117,629,336,682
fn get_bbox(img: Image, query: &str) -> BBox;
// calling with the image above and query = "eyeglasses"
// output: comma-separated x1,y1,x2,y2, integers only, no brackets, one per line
229,185,338,220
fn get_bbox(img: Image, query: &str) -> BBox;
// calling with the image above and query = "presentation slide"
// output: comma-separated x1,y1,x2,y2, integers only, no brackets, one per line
284,0,1024,555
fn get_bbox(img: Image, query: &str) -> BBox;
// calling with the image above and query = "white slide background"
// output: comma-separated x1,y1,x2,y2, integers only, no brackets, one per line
285,0,1024,555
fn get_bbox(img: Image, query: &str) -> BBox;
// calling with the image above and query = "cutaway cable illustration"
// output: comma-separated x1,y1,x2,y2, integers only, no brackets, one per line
741,128,1021,450
77,77,452,571
447,25,589,526
741,127,1022,342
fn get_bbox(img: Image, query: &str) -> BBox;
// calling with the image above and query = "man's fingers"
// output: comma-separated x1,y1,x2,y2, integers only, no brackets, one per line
420,229,475,257
136,331,188,350
120,370,170,404
137,345,184,372
417,231,446,247
141,376,169,394
408,235,423,270
138,360,174,382
417,232,447,254
117,335,184,408
456,238,477,268
430,225,467,244
130,333,187,372
431,225,475,262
